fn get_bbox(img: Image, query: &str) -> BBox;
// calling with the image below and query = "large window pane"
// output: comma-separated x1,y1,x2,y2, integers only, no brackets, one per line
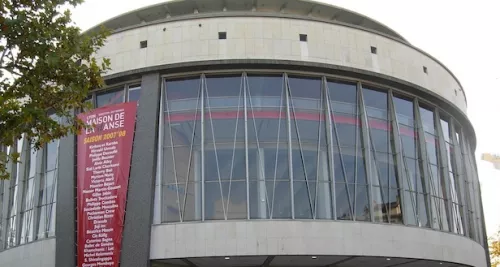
96,89,124,108
419,106,435,134
127,85,141,103
288,76,322,111
363,87,388,120
328,80,357,114
165,77,202,112
205,76,243,109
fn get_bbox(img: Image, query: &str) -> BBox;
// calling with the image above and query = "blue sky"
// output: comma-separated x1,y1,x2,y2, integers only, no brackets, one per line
72,0,500,236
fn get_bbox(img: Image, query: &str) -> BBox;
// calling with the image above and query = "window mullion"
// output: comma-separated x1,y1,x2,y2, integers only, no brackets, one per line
450,120,468,236
243,73,250,220
435,109,453,232
358,82,374,222
323,77,337,219
388,91,410,225
284,74,295,219
414,99,433,228
200,74,206,221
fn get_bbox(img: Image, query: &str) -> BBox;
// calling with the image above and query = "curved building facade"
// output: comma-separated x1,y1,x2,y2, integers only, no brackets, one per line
0,0,490,267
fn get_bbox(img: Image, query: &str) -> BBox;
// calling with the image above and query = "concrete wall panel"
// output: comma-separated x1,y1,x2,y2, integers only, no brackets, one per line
0,239,55,267
150,221,487,267
95,17,466,113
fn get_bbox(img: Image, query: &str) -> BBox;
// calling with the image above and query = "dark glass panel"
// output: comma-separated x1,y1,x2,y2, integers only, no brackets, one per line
248,116,287,144
403,191,418,226
417,193,430,227
205,182,225,220
393,96,414,121
165,77,201,101
373,186,389,223
28,148,37,178
369,126,389,153
128,85,141,102
165,120,201,147
440,118,451,142
163,146,199,184
333,152,347,183
388,157,399,189
267,181,291,219
288,77,322,100
400,130,417,158
419,106,435,134
335,183,353,220
315,182,333,219
356,155,368,185
205,117,245,144
363,88,388,120
39,170,55,205
334,122,359,147
290,113,326,144
96,89,124,108
247,75,284,97
264,149,289,181
205,76,242,97
291,149,319,183
204,149,246,182
374,153,390,188
205,76,243,109
354,185,370,221
162,184,181,222
247,149,259,180
334,153,355,183
363,87,387,110
327,81,357,115
389,189,403,224
247,75,285,110
46,140,58,171
249,182,265,219
293,181,316,219
425,134,438,165
181,182,201,221
224,181,247,220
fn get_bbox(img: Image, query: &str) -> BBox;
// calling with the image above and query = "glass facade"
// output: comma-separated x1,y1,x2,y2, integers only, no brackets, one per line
94,83,142,108
159,72,484,243
0,127,61,250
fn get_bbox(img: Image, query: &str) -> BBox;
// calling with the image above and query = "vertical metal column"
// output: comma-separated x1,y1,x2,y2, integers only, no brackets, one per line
55,112,77,267
32,145,44,239
13,137,28,246
200,74,206,221
153,85,164,224
413,99,433,228
284,74,295,219
358,82,374,222
243,73,250,219
388,91,409,225
120,73,161,267
459,128,475,239
449,121,468,236
0,148,13,251
323,78,337,219
435,110,453,231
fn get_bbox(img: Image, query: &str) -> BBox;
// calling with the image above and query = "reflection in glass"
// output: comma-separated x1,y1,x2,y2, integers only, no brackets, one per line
157,73,482,240
128,85,141,103
96,89,124,108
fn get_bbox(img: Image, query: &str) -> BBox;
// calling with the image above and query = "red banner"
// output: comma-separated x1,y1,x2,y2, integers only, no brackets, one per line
77,102,137,267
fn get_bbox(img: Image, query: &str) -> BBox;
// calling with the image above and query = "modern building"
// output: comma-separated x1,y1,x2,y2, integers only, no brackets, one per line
0,0,490,266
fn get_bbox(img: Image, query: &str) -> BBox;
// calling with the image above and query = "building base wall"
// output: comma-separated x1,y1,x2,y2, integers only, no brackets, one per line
150,221,487,267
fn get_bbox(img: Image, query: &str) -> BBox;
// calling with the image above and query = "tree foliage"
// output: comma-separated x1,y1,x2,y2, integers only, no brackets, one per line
490,229,500,267
0,0,109,179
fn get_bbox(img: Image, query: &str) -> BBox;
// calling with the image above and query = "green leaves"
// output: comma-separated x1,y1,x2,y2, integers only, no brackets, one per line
0,0,110,180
